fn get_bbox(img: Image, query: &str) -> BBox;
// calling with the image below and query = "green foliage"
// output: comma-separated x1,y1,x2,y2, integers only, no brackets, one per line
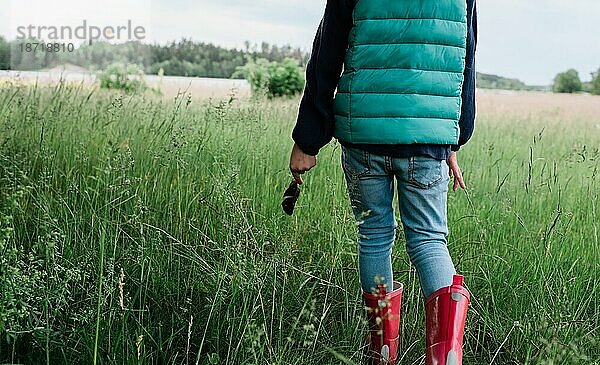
233,58,271,94
5,38,59,71
148,59,205,77
2,37,307,78
0,157,85,352
147,39,248,78
477,73,530,90
98,63,147,92
590,69,600,95
553,69,583,93
235,58,305,98
1,85,599,363
267,58,305,97
0,36,10,70
69,40,151,71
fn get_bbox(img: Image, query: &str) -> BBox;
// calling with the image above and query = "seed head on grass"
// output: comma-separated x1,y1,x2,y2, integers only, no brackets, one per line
118,268,124,310
136,334,143,360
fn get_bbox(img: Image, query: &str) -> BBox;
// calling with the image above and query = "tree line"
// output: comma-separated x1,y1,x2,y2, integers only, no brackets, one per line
553,68,600,95
476,73,546,91
1,35,599,95
0,36,306,79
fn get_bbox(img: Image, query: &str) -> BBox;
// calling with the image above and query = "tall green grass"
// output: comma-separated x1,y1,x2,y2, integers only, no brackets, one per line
0,83,599,364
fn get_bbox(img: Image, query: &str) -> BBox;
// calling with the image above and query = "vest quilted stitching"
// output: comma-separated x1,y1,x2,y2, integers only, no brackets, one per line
333,0,468,145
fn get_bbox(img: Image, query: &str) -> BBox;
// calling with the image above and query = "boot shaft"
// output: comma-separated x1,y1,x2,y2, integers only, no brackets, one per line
363,282,403,364
425,275,470,365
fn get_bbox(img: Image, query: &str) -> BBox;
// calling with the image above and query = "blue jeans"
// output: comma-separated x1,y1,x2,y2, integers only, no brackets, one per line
341,145,456,298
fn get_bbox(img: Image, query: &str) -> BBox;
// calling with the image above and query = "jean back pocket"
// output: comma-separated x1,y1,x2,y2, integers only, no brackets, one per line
408,156,444,188
341,146,370,179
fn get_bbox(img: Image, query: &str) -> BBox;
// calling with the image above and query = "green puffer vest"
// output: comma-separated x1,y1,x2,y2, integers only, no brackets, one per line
333,0,468,145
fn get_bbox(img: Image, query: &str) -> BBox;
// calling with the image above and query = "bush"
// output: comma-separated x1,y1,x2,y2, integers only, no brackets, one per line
233,58,270,94
98,63,147,92
590,69,600,95
235,58,304,98
553,69,583,93
267,58,305,97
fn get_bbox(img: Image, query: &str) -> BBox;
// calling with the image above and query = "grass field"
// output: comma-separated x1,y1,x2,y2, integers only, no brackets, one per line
0,82,599,364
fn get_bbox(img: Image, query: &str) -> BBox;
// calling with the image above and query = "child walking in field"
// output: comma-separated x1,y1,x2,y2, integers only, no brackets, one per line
289,0,477,364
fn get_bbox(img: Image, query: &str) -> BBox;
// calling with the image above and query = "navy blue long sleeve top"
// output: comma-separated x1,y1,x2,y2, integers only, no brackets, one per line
292,0,478,159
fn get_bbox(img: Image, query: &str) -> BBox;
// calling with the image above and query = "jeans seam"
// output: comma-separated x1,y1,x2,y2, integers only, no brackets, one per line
364,149,371,173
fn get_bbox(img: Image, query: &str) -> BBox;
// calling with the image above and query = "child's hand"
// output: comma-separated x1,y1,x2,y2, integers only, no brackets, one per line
447,151,466,191
289,143,317,185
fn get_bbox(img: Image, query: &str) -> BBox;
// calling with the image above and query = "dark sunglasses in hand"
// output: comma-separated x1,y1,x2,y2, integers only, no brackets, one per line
282,180,301,215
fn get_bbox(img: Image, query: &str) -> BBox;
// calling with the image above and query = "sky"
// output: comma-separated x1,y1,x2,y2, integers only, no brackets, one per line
2,0,599,85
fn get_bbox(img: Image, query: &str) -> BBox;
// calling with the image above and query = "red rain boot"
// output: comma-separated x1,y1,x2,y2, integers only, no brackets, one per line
425,275,470,365
363,281,403,365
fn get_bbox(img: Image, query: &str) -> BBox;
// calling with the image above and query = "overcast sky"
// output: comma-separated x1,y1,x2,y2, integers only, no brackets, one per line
3,0,599,85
